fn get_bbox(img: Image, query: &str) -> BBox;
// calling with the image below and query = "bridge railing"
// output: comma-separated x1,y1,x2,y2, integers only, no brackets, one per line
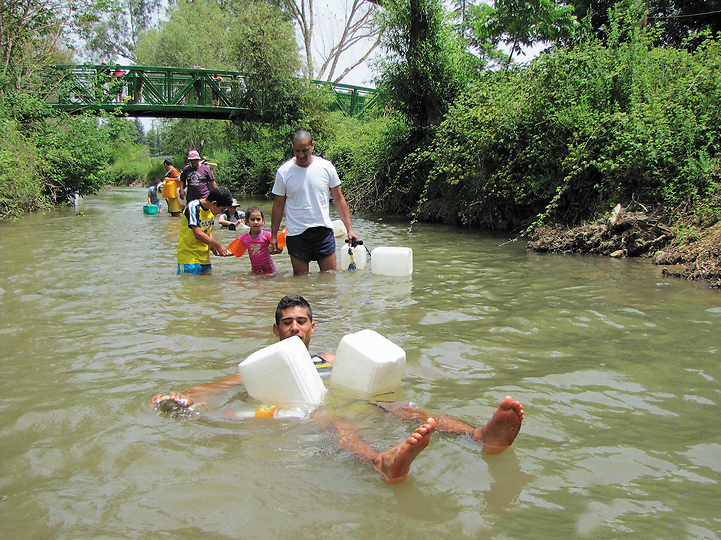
47,65,381,120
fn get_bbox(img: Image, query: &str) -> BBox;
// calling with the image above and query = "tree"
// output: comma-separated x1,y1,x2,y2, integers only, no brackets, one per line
0,0,69,87
467,0,576,69
280,0,382,81
78,0,163,63
377,0,468,127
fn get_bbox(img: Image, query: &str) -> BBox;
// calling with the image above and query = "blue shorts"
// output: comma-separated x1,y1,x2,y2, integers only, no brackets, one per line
286,227,336,263
177,263,212,275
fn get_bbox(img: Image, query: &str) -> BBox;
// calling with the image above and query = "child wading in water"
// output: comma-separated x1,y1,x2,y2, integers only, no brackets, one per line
238,206,276,274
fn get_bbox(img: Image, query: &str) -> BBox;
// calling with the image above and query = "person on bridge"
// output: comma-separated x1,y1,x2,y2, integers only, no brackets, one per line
150,295,524,483
269,130,359,275
180,150,217,203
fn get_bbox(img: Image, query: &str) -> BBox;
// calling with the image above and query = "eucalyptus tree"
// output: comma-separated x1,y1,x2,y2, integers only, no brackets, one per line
78,0,164,63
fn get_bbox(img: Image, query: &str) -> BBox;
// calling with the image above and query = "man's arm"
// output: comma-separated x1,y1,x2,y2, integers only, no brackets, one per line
217,213,232,227
207,167,217,190
149,373,243,409
269,194,286,254
329,185,358,244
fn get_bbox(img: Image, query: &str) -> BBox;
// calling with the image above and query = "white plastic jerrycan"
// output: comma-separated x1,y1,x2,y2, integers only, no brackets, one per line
332,219,347,238
330,329,406,396
370,247,413,277
238,336,327,407
340,242,368,271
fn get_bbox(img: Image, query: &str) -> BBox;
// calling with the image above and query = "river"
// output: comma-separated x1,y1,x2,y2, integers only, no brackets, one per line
0,187,719,539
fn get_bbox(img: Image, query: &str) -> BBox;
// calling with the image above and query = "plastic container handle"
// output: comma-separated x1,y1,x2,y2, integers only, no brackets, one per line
228,238,247,257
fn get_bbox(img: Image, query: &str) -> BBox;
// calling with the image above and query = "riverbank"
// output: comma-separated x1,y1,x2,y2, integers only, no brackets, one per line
526,205,721,289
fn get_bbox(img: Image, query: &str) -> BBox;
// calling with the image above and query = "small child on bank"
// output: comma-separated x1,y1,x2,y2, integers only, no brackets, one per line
177,187,233,275
237,206,276,275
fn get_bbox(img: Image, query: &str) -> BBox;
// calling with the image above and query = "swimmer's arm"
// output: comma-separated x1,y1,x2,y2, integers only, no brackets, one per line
149,373,244,409
217,215,232,226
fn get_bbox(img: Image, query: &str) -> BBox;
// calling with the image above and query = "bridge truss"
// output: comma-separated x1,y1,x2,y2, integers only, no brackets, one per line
48,65,381,121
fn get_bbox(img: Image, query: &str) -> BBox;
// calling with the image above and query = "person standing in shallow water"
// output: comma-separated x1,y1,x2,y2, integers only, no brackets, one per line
180,149,216,203
269,130,359,276
150,295,524,482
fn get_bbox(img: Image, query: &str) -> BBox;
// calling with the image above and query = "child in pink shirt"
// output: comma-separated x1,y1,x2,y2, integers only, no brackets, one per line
238,206,276,274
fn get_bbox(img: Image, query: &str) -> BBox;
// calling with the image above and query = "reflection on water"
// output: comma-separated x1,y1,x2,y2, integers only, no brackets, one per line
0,188,719,539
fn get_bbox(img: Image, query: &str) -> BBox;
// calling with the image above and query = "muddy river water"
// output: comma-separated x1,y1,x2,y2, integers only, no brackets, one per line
1,187,719,539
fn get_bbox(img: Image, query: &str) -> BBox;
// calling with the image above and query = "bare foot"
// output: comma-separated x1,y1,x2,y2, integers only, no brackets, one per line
473,396,524,454
373,418,436,483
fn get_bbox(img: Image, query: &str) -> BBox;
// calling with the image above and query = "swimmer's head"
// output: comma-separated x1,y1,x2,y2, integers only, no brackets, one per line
274,295,315,348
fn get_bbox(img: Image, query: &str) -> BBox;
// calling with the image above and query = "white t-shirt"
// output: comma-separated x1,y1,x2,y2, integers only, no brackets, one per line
271,156,341,236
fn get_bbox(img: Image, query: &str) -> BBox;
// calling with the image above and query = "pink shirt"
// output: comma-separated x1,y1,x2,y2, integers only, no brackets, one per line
239,230,276,274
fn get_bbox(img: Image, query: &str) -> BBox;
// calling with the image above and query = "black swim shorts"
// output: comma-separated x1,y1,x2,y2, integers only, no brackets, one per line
286,226,336,263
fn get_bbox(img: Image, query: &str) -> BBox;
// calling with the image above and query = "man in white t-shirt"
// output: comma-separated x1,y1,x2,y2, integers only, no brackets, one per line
269,130,359,275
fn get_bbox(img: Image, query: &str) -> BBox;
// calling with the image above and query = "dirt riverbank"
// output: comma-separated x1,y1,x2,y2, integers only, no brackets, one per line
526,205,721,289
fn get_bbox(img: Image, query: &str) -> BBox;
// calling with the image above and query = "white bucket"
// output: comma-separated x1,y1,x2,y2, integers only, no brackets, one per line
340,244,367,270
176,187,186,206
238,336,327,407
332,219,347,238
330,329,406,396
234,222,250,234
370,247,413,277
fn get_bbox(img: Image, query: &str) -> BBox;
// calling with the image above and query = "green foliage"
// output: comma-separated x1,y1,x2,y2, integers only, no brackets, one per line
413,14,721,230
79,0,163,62
377,0,470,128
467,0,577,69
323,115,396,205
105,138,158,186
228,126,290,195
0,118,48,219
567,0,721,50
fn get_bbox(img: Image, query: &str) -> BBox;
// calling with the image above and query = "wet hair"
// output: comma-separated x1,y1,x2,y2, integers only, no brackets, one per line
275,295,312,325
244,205,264,224
292,130,313,145
164,158,173,166
206,186,233,207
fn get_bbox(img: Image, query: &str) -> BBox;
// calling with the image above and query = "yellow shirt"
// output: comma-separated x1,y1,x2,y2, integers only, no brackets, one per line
177,199,215,264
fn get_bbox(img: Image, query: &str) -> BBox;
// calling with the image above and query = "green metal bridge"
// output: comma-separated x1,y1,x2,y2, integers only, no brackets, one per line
47,65,381,121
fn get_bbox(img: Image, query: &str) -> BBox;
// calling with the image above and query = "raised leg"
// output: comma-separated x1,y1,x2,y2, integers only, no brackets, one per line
376,396,523,454
323,416,436,483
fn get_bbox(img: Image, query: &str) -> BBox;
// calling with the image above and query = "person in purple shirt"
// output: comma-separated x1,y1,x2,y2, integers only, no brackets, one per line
180,149,217,202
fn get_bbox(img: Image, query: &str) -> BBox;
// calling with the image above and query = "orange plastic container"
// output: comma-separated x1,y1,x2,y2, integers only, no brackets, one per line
228,237,247,257
255,405,277,418
276,227,287,248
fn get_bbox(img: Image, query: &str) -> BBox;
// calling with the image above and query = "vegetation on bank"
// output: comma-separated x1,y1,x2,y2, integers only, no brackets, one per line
1,0,719,285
